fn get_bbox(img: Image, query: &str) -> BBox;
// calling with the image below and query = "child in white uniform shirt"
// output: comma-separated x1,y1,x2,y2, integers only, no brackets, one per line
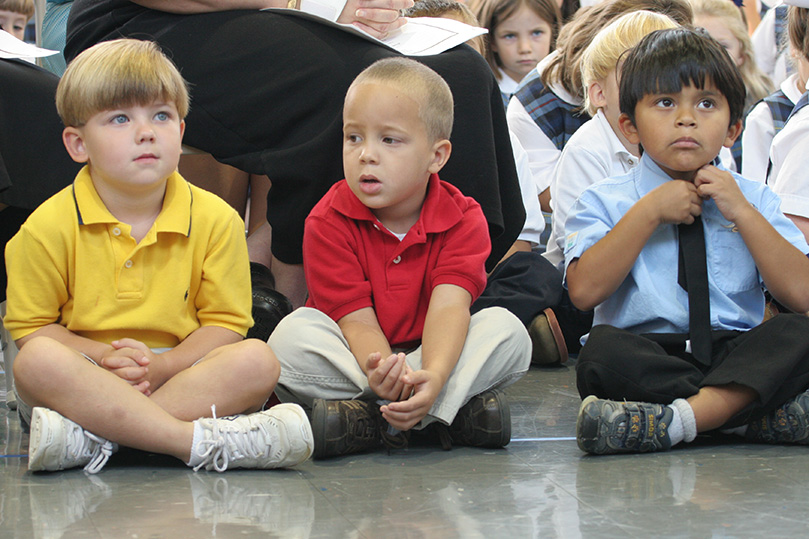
768,1,809,242
544,10,678,272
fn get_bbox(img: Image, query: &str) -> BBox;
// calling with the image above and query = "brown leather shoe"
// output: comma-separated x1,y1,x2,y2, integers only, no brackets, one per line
448,390,511,449
311,399,407,459
527,308,568,366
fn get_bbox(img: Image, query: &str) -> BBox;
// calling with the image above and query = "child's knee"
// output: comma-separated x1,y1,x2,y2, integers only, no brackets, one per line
233,338,280,383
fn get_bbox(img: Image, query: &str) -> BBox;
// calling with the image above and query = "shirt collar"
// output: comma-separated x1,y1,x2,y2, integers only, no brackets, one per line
635,153,726,197
331,173,465,235
594,110,636,166
73,166,192,236
634,154,680,197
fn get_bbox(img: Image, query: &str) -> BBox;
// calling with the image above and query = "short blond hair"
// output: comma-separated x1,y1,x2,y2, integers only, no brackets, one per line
0,0,34,18
689,0,773,112
56,39,189,127
348,57,454,142
581,10,679,116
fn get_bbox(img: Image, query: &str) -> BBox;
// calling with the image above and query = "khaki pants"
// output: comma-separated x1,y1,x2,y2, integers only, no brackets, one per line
268,307,531,428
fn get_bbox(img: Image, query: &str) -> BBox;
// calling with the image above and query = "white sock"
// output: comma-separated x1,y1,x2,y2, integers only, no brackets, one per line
667,405,685,446
671,398,698,443
720,425,748,437
186,420,205,468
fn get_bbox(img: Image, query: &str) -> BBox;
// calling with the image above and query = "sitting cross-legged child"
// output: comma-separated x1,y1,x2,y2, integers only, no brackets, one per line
564,28,809,455
5,39,314,473
268,57,531,459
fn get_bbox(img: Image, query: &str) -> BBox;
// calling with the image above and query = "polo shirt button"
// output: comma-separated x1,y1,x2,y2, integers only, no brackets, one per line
393,256,401,264
628,158,635,165
125,260,133,268
112,227,122,236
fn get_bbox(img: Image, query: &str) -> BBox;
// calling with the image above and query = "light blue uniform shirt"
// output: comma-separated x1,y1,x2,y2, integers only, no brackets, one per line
563,153,809,338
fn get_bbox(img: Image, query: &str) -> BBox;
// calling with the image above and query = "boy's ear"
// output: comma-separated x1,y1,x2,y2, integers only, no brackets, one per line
723,119,743,148
427,139,452,174
588,81,607,111
617,113,640,145
62,127,89,164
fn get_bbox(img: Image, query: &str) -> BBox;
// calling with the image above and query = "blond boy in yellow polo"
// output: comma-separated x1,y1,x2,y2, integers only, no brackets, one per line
4,39,313,473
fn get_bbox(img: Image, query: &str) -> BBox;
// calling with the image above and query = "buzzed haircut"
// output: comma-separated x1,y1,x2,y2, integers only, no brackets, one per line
56,38,190,127
619,27,746,127
349,57,454,142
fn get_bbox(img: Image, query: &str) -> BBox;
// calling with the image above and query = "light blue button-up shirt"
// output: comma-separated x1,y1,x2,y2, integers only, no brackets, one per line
563,154,809,337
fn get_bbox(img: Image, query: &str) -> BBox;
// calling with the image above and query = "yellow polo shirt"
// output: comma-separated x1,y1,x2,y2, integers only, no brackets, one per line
4,167,252,347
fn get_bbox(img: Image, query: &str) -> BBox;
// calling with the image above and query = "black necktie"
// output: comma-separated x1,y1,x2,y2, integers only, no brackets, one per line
678,217,712,365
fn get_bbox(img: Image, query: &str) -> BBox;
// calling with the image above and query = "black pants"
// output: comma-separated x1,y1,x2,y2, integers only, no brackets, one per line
66,9,524,268
577,314,809,427
471,251,593,351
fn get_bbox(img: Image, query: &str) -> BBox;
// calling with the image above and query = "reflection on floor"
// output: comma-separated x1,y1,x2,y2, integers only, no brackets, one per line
2,361,809,538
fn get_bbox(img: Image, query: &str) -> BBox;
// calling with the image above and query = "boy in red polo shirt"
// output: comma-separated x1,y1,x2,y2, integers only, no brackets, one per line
269,57,531,458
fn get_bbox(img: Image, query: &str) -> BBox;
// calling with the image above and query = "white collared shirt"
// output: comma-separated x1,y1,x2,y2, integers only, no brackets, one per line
769,98,809,218
506,52,582,196
543,110,638,271
742,73,804,182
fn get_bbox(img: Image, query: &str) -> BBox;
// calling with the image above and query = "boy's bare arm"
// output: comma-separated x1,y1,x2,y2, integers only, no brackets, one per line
695,166,809,313
567,180,703,311
145,325,243,390
337,307,416,401
380,283,471,431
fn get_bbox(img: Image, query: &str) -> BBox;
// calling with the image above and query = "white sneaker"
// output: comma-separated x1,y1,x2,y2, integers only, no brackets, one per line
192,403,314,472
28,407,118,474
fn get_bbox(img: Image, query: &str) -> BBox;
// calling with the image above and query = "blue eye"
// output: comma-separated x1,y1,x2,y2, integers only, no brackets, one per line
155,111,170,121
112,114,128,124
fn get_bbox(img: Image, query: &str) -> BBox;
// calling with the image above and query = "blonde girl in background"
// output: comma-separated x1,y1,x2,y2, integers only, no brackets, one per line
743,1,809,183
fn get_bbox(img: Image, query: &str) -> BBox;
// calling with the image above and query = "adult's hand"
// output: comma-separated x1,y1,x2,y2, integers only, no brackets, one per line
338,0,414,39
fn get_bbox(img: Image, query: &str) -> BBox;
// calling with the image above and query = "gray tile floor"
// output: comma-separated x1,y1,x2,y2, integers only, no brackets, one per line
2,359,809,538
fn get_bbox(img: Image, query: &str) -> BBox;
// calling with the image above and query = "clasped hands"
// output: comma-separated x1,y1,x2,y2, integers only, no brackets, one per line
99,338,163,396
366,351,443,432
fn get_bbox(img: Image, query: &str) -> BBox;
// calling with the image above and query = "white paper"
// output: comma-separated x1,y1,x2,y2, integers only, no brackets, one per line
261,9,486,56
0,30,58,60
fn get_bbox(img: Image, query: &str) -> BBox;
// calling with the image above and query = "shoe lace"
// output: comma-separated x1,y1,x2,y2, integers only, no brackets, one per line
194,406,271,472
75,430,115,474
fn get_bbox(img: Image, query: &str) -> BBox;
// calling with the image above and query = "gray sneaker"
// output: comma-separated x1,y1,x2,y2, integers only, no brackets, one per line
576,396,674,455
747,390,809,444
28,407,118,473
192,404,314,472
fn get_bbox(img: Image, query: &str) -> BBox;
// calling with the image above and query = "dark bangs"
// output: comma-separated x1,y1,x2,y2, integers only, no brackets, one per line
619,27,746,126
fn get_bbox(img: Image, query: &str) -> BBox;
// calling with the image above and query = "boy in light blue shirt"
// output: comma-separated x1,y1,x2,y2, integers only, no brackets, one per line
564,28,809,455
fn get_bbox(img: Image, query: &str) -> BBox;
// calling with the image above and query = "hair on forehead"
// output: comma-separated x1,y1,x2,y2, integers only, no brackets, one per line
348,57,454,141
580,10,679,116
56,38,190,127
0,0,35,17
618,27,746,126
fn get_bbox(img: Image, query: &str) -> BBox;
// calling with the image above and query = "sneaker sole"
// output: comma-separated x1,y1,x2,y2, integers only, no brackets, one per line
28,407,63,472
576,395,603,454
269,403,314,467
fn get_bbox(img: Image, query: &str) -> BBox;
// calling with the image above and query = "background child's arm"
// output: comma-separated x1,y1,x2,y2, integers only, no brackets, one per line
567,180,703,311
380,283,471,431
696,165,809,312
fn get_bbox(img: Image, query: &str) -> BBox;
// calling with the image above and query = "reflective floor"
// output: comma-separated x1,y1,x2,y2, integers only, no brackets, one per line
2,358,809,538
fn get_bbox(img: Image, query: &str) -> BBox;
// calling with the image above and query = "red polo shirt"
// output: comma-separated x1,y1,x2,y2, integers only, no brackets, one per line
303,174,490,348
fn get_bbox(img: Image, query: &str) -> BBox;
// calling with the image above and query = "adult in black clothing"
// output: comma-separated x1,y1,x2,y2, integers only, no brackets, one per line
64,0,525,305
0,59,82,302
